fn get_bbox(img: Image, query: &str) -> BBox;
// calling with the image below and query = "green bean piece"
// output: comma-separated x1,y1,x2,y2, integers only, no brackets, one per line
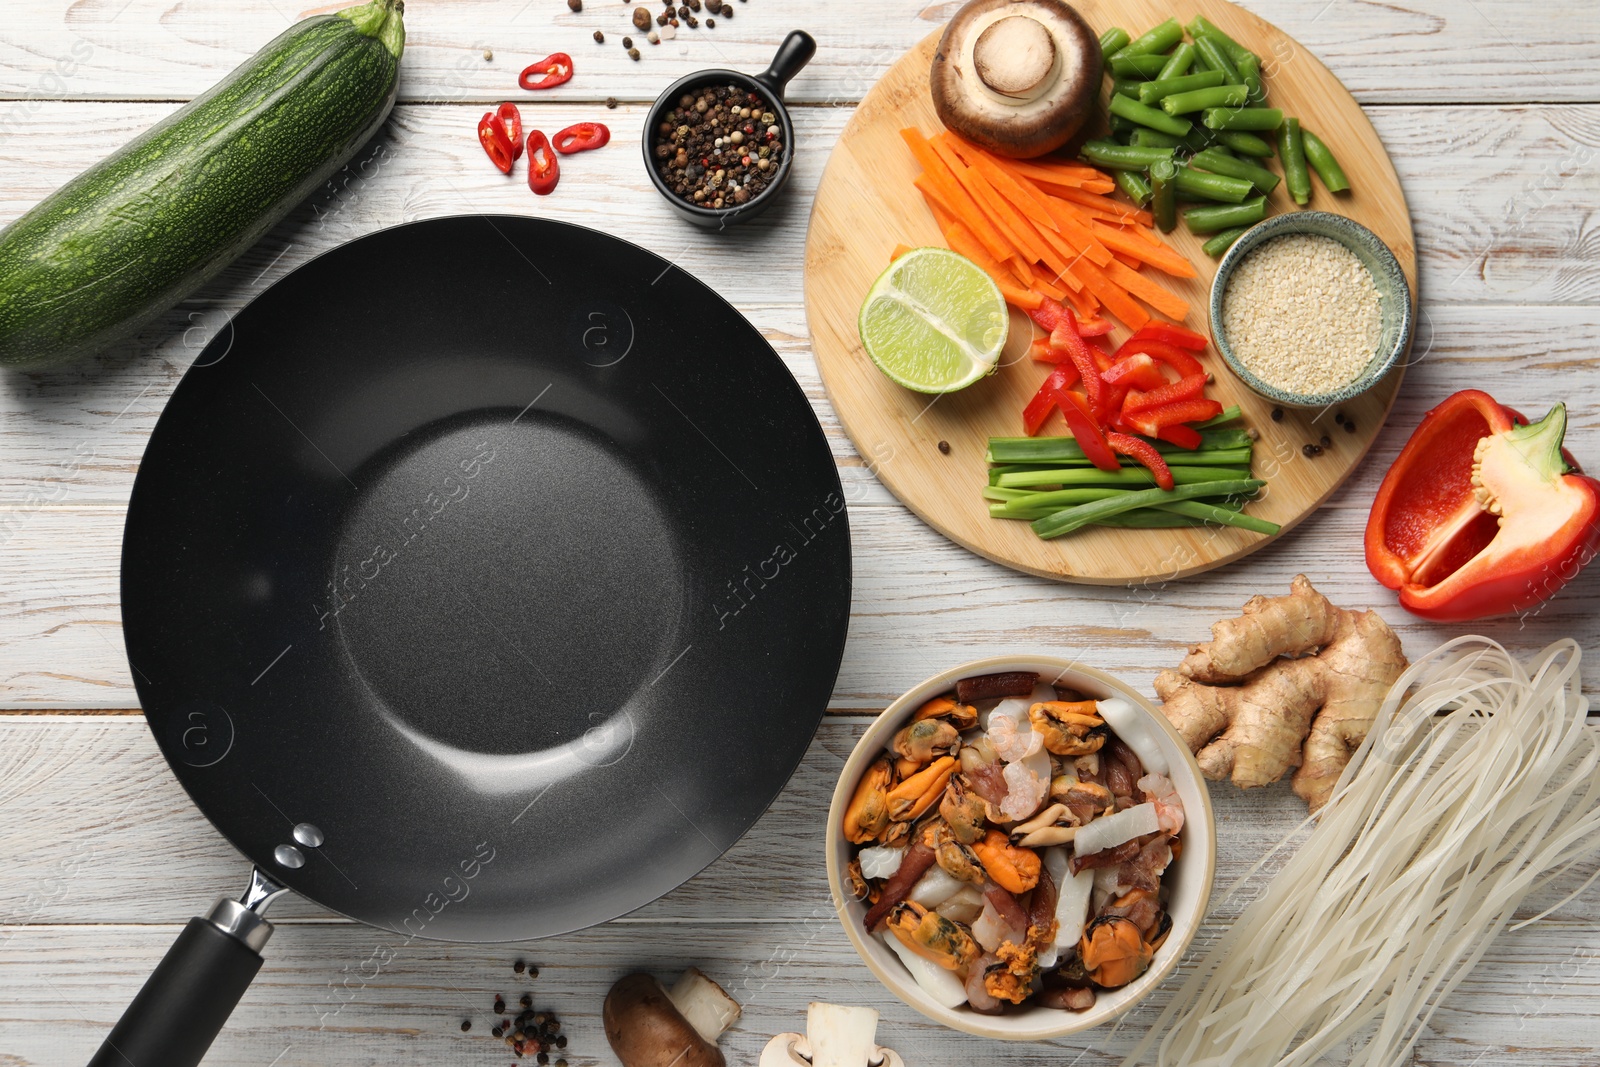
1217,130,1274,157
1182,125,1222,154
1237,52,1266,105
1107,93,1193,136
1108,113,1140,137
1161,84,1250,115
1110,17,1184,60
1174,165,1255,204
1135,69,1225,106
1157,41,1197,80
1149,158,1179,232
1152,500,1280,534
1080,140,1176,170
1190,147,1281,193
995,465,1254,490
1201,226,1250,257
1109,53,1170,78
1202,106,1283,131
1112,77,1147,99
1031,479,1267,539
1115,168,1153,206
1183,196,1267,234
1302,128,1352,193
1130,128,1184,149
986,431,1255,464
1187,16,1255,64
1099,26,1132,61
1193,36,1240,85
1279,117,1311,205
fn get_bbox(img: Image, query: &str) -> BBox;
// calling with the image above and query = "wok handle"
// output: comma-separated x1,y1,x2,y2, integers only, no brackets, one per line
87,907,269,1067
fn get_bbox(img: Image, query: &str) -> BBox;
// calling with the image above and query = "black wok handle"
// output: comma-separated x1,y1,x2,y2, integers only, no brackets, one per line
753,30,816,101
88,905,270,1067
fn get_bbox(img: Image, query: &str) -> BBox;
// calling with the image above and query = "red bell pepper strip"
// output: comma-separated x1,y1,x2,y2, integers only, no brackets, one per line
1123,372,1207,413
1116,337,1203,379
1102,353,1168,391
1050,318,1108,422
1121,397,1223,436
526,130,560,195
1131,321,1208,351
477,112,515,174
1057,389,1121,472
1022,363,1080,435
1027,295,1069,333
1107,431,1174,489
553,121,610,154
1028,338,1057,363
1076,315,1113,337
497,102,524,160
1365,390,1600,621
1156,424,1204,450
519,53,574,90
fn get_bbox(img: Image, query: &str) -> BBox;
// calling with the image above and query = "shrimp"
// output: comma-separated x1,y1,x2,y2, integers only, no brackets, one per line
987,710,1042,763
1137,772,1185,835
999,760,1049,822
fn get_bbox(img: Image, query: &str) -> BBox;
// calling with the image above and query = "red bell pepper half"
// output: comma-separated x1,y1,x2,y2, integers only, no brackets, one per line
526,130,560,195
519,53,574,90
554,121,610,154
1365,389,1600,621
477,112,515,174
1107,431,1174,489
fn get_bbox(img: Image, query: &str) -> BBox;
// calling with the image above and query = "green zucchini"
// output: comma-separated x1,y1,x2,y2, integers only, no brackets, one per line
0,0,405,369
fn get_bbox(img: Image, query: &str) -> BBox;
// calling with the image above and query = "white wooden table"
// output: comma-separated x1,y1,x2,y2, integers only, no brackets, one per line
3,2,1600,1064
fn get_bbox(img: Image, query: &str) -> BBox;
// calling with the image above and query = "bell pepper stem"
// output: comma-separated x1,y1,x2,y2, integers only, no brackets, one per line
1502,403,1573,479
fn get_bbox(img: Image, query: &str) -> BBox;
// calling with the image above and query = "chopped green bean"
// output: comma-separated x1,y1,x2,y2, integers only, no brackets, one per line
1031,479,1267,539
1080,140,1175,170
986,430,1255,464
1175,165,1254,203
1115,168,1153,206
1161,84,1251,115
1193,36,1240,84
1183,196,1267,234
1190,147,1280,194
1157,41,1196,80
1129,128,1184,149
1108,113,1140,136
1279,117,1311,205
1182,125,1222,154
1217,130,1275,157
1201,226,1250,257
1108,93,1193,136
1110,17,1184,60
1202,106,1283,131
1099,26,1132,61
1187,16,1254,64
995,465,1255,490
1237,52,1266,105
1302,128,1351,193
1135,69,1226,106
1109,53,1170,78
1112,77,1146,99
1149,158,1179,232
1152,499,1280,534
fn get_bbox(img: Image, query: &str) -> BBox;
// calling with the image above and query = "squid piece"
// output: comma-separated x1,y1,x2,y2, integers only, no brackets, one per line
886,756,956,822
1028,701,1107,757
885,901,980,971
862,841,935,931
843,755,895,844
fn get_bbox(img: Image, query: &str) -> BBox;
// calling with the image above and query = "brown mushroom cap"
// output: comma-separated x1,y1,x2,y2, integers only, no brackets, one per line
930,0,1103,159
604,973,726,1067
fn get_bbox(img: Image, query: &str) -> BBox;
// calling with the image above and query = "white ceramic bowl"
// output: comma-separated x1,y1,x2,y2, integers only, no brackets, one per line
825,656,1216,1041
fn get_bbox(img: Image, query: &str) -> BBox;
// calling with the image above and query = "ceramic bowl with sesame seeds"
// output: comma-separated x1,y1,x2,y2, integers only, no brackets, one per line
1208,211,1413,410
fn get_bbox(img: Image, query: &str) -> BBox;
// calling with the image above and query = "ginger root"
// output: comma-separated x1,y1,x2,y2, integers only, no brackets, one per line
1156,575,1407,812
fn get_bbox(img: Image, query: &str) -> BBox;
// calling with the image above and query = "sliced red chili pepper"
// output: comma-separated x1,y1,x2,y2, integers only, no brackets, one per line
1124,372,1208,413
1107,431,1174,490
1049,316,1108,423
497,102,524,160
1102,353,1168,391
1115,337,1204,379
518,53,573,91
477,112,515,174
526,130,560,195
1122,397,1224,436
1156,424,1204,450
1131,321,1208,351
1022,363,1079,435
553,121,610,154
1056,389,1120,471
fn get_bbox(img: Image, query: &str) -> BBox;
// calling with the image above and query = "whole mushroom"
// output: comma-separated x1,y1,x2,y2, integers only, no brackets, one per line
604,968,742,1067
930,0,1102,158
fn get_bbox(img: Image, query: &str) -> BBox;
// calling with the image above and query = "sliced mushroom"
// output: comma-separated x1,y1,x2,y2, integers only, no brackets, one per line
604,968,741,1067
930,0,1102,159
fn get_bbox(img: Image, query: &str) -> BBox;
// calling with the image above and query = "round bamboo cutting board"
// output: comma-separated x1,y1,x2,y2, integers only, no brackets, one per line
804,0,1416,584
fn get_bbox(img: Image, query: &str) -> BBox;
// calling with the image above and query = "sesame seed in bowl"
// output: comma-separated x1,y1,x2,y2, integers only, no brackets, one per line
1208,212,1413,409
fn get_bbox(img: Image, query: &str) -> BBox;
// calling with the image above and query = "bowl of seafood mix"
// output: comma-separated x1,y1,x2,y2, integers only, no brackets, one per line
825,657,1215,1039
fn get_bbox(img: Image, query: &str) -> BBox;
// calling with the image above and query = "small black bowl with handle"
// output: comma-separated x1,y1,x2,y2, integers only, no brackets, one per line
643,30,816,228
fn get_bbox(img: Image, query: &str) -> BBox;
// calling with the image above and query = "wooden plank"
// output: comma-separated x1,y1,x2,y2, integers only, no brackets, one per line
0,0,1595,105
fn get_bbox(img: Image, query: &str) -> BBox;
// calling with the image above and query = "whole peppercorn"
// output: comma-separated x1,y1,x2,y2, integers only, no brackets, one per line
938,440,951,455
632,6,652,29
622,35,633,47
593,29,605,42
606,96,618,108
567,0,582,8
628,47,641,59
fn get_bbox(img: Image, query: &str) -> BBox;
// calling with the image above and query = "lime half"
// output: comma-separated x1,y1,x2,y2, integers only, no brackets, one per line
858,247,1010,394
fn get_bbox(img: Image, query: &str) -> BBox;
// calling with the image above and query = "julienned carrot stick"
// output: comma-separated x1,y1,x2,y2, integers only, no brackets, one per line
951,153,1059,270
1047,185,1154,226
945,138,1061,234
1001,157,1112,185
930,138,1043,268
943,219,1032,295
1104,258,1190,320
904,132,1018,265
1088,220,1197,278
1069,257,1151,331
891,244,913,261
